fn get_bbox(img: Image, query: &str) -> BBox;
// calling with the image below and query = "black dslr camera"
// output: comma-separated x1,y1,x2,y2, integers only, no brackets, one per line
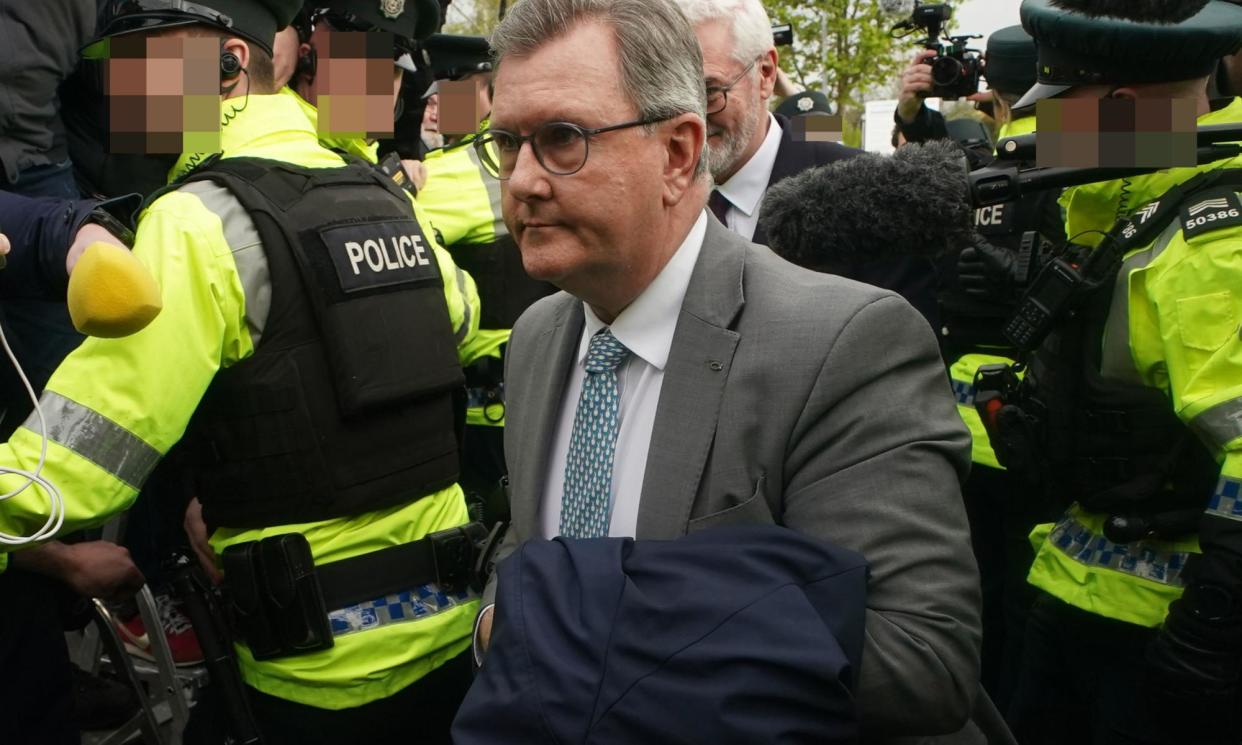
892,2,982,99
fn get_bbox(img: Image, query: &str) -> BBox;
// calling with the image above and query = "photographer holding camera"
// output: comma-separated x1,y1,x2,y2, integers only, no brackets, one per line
893,2,982,140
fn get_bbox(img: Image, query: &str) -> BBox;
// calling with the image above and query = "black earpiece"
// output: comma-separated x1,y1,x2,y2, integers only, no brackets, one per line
220,51,242,80
295,47,318,85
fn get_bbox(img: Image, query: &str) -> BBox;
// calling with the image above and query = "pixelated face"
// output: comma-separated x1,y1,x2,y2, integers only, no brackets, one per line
100,34,222,154
303,29,399,139
1034,94,1197,169
437,77,491,136
490,21,671,303
790,114,843,144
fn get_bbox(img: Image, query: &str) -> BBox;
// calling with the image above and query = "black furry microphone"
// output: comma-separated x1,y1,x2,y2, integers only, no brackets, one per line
760,140,975,270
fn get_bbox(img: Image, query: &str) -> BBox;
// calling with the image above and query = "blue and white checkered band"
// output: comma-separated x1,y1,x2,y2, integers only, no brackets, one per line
1207,476,1242,523
560,329,631,539
952,380,977,407
327,583,477,638
1048,513,1190,586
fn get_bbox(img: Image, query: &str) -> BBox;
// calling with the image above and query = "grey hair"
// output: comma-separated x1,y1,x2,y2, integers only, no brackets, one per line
671,0,774,66
490,0,710,177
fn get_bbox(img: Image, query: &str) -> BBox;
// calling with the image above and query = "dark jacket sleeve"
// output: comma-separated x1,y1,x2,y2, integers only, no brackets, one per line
895,103,950,144
0,192,97,299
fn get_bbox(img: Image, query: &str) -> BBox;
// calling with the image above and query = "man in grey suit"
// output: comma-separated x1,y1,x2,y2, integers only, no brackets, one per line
471,0,982,740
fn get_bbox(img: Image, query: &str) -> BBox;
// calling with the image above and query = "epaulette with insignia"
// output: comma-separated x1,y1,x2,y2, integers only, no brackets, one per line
1179,188,1242,240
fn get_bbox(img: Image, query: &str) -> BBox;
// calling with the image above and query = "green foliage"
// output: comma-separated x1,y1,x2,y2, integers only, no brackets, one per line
767,0,909,145
442,0,501,37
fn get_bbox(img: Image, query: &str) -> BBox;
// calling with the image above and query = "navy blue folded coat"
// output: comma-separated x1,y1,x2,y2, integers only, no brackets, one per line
453,525,869,744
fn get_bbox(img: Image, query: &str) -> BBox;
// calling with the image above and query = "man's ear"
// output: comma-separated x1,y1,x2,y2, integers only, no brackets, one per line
663,112,707,206
757,47,779,102
221,37,251,74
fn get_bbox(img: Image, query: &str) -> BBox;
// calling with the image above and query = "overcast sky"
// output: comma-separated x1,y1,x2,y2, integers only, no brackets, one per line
952,0,1025,43
448,1,1029,45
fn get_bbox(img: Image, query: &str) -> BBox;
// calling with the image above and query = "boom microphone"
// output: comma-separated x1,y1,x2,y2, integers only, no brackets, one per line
66,241,163,337
760,139,975,270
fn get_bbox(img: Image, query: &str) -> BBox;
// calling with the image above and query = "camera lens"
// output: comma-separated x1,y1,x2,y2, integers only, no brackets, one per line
931,55,964,86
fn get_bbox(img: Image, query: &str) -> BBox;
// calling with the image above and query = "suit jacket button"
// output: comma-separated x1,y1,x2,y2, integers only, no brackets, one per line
708,361,724,372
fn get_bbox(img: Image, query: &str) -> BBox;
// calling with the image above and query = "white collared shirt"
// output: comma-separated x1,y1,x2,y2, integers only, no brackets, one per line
538,211,709,539
714,113,783,241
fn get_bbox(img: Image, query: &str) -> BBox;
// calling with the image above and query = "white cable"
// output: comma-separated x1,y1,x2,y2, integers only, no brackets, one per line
0,319,65,545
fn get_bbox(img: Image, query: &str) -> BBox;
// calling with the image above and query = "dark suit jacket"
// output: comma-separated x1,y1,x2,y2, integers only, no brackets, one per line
491,218,982,741
752,114,942,326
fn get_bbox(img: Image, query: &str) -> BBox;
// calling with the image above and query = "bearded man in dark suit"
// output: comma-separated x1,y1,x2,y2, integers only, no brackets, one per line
675,0,941,323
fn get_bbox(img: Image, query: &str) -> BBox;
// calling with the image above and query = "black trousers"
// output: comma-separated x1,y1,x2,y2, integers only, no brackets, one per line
1008,591,1211,745
0,569,78,745
961,463,1046,715
184,649,474,745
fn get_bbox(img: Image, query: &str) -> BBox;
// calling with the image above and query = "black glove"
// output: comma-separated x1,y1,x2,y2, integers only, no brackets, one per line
957,235,1020,299
1144,592,1242,742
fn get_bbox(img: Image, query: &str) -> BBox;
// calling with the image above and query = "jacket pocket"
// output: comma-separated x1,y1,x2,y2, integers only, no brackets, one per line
687,474,774,533
1177,292,1236,352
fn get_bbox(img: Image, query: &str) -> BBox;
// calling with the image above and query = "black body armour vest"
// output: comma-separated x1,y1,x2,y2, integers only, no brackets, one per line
938,186,1065,361
448,233,556,330
1021,263,1218,516
180,158,465,530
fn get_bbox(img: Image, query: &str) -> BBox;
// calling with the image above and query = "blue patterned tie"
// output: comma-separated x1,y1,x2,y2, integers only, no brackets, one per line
560,329,631,538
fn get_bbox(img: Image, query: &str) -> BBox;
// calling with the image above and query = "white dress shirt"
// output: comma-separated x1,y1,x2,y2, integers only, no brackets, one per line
714,112,783,241
538,211,708,539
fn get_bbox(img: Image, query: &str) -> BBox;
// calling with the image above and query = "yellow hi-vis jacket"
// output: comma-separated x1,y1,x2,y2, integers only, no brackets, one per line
420,141,511,426
0,89,480,709
949,116,1037,469
1028,97,1242,628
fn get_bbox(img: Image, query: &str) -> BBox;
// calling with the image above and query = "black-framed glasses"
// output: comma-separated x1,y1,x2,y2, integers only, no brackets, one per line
705,58,758,115
474,116,669,180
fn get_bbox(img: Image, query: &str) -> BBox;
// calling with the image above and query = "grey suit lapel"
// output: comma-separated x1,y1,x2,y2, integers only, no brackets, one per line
636,218,746,539
513,298,583,540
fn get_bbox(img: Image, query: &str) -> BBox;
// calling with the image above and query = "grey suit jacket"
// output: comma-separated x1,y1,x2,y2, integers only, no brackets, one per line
493,217,981,740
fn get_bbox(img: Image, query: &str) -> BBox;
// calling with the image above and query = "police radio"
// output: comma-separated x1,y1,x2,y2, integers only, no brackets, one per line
1003,177,1192,354
1003,252,1084,352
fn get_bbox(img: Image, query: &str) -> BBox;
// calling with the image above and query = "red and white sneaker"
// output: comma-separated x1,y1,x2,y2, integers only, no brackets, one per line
113,593,204,667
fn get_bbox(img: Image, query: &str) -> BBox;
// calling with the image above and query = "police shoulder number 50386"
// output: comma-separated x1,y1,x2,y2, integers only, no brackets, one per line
1180,191,1242,241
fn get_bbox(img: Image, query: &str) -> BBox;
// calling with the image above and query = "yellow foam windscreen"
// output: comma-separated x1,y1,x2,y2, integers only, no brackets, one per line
66,242,163,338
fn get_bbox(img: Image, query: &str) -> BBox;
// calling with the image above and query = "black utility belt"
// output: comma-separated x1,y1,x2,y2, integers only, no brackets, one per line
221,523,494,661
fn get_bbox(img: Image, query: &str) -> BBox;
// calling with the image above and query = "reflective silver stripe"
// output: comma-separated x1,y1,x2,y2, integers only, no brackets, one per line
1207,476,1242,523
1047,512,1190,586
1190,397,1242,450
465,145,507,239
327,583,477,638
1099,218,1182,385
23,391,161,490
453,264,473,344
180,180,271,347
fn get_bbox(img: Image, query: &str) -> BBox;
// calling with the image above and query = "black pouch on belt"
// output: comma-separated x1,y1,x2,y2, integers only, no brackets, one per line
222,533,334,661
